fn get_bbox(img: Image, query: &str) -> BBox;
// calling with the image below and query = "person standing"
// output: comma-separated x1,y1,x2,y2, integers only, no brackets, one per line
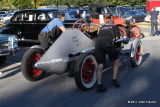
74,10,80,18
150,7,159,36
95,20,121,92
82,11,86,19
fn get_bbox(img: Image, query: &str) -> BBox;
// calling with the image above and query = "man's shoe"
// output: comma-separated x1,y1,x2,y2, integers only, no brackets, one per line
111,79,121,88
97,84,107,92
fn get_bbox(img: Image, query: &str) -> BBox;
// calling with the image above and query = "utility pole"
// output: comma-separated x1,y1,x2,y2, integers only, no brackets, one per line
56,0,59,9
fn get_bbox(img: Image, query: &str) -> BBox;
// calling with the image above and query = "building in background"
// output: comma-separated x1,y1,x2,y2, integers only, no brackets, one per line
147,0,160,11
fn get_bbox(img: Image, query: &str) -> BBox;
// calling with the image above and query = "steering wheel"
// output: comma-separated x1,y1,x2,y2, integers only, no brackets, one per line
72,19,89,32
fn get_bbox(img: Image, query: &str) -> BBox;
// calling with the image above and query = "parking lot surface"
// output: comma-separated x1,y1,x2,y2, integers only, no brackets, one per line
0,27,160,107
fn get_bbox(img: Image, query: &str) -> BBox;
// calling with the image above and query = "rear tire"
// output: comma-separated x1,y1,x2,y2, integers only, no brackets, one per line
0,56,6,64
74,53,97,90
21,48,45,81
118,26,127,37
130,41,142,67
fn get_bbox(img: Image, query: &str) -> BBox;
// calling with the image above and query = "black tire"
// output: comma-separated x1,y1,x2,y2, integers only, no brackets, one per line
0,56,6,64
130,41,142,67
21,48,45,81
74,53,97,90
118,26,127,37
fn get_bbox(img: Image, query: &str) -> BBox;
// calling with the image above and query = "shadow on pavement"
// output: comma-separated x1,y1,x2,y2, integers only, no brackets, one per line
0,65,21,79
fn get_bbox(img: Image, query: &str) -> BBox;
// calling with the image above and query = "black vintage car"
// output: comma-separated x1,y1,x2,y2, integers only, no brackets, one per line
0,9,77,43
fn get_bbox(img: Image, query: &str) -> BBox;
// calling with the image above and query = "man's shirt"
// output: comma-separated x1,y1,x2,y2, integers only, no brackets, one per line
41,18,64,33
150,10,159,21
98,25,121,47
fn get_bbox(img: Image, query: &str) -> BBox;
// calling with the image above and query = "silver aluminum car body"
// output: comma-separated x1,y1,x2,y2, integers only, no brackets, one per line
35,29,95,74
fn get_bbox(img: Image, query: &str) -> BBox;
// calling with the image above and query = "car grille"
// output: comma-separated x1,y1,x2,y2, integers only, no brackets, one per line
0,41,9,50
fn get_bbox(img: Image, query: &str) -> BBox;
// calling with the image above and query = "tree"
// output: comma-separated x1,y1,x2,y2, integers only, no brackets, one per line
30,0,45,9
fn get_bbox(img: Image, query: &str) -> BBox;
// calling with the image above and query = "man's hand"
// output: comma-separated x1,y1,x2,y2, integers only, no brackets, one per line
60,26,66,32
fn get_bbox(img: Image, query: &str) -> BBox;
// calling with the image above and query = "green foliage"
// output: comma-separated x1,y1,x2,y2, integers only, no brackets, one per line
0,0,146,9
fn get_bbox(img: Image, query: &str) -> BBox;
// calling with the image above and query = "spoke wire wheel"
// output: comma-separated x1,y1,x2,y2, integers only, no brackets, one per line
28,53,42,77
130,25,141,39
135,42,142,65
118,26,127,37
74,53,97,90
131,41,143,67
21,48,45,81
81,55,96,86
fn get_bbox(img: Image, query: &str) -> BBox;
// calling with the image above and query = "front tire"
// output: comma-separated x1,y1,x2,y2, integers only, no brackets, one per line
21,48,45,81
74,53,97,90
130,41,142,67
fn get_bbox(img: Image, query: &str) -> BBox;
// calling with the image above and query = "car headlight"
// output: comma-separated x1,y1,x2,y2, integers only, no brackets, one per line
126,16,132,20
0,41,9,50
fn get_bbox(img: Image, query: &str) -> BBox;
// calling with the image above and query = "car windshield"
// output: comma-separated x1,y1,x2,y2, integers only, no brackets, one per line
68,10,76,15
125,11,137,15
104,7,118,14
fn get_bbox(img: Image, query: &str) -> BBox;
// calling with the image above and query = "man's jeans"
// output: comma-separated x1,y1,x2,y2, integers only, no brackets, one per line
151,20,158,35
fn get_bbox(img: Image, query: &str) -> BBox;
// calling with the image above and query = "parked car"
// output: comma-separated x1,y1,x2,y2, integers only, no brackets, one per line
0,14,7,20
68,9,90,19
134,6,146,13
88,3,141,39
0,34,19,64
122,10,146,22
0,13,14,24
68,9,77,18
0,9,75,43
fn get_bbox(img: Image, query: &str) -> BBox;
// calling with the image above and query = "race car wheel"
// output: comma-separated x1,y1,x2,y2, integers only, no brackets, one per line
0,56,6,64
130,25,141,39
130,41,142,67
21,48,45,81
118,26,127,37
74,53,97,90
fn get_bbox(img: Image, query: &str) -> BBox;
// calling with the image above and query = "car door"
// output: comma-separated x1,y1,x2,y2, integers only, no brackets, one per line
32,11,51,40
135,11,142,21
10,11,34,40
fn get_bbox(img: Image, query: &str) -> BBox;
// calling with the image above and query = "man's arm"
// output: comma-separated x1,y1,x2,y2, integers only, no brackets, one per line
56,18,66,32
60,26,66,32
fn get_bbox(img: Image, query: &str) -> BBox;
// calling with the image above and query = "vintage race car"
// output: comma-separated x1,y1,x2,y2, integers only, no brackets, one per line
0,34,19,64
88,3,142,39
21,19,143,90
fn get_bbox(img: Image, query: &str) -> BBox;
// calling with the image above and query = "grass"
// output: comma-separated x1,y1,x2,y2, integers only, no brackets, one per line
139,22,160,26
139,23,151,26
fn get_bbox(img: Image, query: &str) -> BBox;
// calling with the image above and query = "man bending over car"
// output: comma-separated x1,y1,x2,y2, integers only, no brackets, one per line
95,20,121,92
38,12,66,49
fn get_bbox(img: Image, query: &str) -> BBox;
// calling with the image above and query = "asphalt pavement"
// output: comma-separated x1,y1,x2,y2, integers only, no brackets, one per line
0,26,160,107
